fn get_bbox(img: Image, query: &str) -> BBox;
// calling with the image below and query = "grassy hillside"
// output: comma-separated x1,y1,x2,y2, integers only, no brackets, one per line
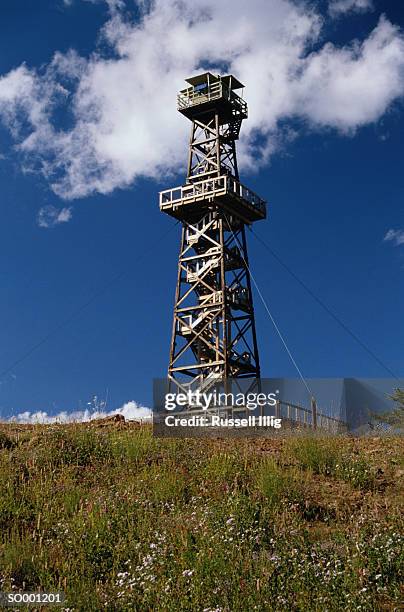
0,422,403,611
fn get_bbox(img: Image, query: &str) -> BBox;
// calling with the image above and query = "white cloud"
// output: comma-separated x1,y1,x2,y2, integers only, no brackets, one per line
329,0,374,18
290,17,404,132
37,205,73,228
0,1,403,200
384,229,404,246
5,400,151,424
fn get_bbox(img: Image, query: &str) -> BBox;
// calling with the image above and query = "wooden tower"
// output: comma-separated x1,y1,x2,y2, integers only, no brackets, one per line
160,73,266,389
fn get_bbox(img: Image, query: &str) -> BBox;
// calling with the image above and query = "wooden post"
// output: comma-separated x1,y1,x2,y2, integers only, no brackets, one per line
311,397,317,431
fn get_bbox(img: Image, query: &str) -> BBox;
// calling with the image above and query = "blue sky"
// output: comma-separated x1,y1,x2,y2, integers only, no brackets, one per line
0,0,403,419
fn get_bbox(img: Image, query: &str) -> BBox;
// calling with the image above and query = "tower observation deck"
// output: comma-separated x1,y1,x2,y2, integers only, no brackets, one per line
160,73,266,386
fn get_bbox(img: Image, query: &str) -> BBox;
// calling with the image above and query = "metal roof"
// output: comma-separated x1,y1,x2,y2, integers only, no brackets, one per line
220,75,244,90
185,73,244,90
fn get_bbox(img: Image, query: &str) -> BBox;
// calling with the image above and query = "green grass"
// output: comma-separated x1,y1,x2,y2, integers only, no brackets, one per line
288,436,378,489
0,424,402,611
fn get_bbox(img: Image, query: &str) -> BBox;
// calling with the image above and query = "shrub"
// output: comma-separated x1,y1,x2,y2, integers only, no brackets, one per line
0,431,14,450
335,456,376,490
256,459,303,508
288,437,338,475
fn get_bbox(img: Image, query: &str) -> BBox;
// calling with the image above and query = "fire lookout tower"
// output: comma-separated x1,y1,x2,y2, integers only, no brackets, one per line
160,73,266,387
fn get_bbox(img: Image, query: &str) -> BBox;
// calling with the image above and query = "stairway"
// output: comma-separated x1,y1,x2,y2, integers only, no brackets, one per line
179,309,217,336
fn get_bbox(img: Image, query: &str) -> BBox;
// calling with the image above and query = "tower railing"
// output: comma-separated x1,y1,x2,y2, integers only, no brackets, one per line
228,177,265,211
177,81,247,116
160,174,266,216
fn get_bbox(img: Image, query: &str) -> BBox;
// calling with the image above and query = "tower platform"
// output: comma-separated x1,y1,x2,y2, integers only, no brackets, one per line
177,73,248,125
160,174,266,224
